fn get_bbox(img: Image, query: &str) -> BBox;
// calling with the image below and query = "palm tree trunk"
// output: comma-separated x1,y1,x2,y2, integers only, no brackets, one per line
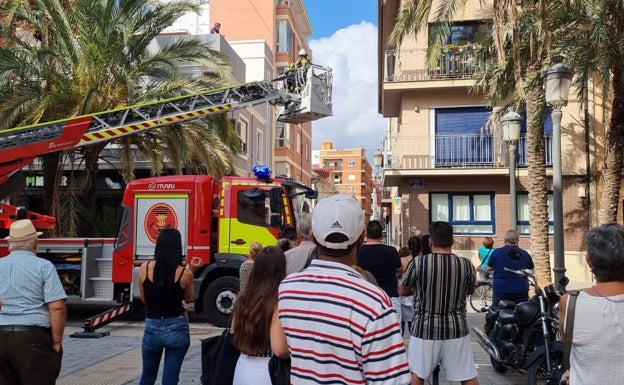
78,146,104,236
42,152,61,236
598,67,624,224
525,89,552,286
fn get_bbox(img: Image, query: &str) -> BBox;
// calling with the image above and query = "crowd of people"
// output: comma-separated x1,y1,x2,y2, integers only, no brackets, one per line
3,196,624,385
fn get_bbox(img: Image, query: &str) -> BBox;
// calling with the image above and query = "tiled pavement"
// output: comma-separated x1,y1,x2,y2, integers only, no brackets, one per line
57,313,521,385
58,281,592,385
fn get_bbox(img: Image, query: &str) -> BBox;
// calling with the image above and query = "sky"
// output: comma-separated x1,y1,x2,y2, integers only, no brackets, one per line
303,0,385,160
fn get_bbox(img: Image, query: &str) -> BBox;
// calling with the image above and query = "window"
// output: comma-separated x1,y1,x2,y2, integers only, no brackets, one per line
348,160,356,167
237,189,284,228
274,161,289,177
276,20,294,56
276,122,291,148
434,107,492,166
430,193,494,234
237,190,270,227
517,193,554,235
428,21,490,46
256,130,264,164
347,174,356,181
447,22,490,45
236,119,248,155
296,132,301,153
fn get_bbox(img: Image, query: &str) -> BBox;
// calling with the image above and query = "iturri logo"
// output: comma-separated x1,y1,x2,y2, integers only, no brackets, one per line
144,203,178,243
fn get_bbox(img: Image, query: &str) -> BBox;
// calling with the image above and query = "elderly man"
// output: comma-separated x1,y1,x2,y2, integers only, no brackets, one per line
0,219,67,385
284,213,315,275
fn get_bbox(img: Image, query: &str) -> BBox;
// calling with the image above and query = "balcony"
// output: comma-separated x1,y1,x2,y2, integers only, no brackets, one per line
385,134,552,170
384,47,486,82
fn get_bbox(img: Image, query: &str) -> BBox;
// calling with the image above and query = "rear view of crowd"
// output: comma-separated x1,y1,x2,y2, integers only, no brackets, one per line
222,194,483,385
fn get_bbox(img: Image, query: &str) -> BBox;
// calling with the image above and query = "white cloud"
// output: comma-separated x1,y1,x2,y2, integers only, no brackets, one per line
309,22,386,155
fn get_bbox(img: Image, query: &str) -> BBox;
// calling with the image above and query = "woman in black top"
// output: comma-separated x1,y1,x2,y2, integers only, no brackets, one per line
138,228,202,385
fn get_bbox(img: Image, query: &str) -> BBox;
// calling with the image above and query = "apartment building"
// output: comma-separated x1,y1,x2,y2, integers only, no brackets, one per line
317,142,375,222
209,0,314,186
377,0,591,280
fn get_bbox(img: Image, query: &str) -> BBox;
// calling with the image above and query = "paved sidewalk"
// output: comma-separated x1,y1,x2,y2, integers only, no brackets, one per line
57,315,522,385
58,281,594,385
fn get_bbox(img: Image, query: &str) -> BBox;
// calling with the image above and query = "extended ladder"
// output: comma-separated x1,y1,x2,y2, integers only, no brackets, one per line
0,65,333,185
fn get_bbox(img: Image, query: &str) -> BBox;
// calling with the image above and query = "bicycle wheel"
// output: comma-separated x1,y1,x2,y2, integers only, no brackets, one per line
469,282,493,312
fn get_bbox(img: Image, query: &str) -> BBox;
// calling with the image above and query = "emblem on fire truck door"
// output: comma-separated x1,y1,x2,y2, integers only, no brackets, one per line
144,203,178,243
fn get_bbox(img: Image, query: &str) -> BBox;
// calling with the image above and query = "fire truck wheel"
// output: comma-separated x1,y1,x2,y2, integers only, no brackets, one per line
203,276,239,327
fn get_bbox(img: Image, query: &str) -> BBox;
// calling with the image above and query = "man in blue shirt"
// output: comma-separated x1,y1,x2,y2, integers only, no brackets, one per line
487,229,534,308
0,219,67,385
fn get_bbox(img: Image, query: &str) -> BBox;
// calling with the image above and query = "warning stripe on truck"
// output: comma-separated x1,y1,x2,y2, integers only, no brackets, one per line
80,104,232,144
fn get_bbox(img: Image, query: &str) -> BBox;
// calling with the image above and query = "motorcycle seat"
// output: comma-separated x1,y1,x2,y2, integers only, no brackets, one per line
498,299,516,309
498,308,516,325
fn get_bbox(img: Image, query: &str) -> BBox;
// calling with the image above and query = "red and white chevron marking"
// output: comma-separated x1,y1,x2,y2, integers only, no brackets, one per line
87,304,132,328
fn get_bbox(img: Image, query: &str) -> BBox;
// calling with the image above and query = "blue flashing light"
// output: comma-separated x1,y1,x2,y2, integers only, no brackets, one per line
253,165,272,180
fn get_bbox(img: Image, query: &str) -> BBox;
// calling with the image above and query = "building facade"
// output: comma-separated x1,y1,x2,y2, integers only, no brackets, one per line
317,142,375,222
377,0,592,281
209,0,314,185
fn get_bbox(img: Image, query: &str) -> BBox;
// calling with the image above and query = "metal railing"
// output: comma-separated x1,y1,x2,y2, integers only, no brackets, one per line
385,134,552,170
384,48,486,82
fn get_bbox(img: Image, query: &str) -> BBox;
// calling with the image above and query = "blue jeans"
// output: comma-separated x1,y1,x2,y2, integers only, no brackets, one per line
140,316,190,385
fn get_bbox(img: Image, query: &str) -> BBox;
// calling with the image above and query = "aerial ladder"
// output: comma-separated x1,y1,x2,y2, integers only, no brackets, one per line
0,64,332,189
0,65,332,336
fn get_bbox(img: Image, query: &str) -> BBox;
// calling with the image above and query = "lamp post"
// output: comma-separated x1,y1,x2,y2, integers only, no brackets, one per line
373,149,384,172
543,61,573,286
373,149,385,240
502,107,522,230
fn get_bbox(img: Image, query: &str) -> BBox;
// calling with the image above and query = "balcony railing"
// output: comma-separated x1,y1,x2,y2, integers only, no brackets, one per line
385,134,552,170
384,48,486,82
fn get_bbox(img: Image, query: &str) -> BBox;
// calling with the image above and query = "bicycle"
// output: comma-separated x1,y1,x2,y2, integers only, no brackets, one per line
469,280,493,312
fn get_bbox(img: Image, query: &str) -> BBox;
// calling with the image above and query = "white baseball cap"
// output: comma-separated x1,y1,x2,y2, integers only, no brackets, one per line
312,194,364,250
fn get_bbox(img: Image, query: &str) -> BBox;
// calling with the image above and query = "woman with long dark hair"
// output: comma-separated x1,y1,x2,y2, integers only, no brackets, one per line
138,228,202,385
231,246,286,385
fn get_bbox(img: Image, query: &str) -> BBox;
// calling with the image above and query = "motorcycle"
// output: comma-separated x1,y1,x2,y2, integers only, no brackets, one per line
473,268,569,385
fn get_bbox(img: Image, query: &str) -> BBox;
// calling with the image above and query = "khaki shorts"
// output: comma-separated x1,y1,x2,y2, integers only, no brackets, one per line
407,335,478,382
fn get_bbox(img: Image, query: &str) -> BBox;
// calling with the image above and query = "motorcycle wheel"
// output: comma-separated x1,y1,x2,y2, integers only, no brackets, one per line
490,356,508,373
525,351,564,385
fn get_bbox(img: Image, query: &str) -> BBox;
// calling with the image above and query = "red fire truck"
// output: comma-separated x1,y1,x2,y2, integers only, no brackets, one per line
0,65,332,335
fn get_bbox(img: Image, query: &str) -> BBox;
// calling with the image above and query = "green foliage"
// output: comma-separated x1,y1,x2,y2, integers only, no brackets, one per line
0,0,238,236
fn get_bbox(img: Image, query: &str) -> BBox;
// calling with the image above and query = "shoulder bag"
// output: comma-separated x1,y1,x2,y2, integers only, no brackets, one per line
200,328,240,385
268,354,291,385
563,290,580,370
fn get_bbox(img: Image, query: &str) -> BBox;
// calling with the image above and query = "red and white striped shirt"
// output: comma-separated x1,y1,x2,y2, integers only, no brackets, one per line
277,259,411,385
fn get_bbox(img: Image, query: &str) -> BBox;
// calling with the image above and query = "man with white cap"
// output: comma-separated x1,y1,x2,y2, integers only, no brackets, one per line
270,195,411,385
0,219,67,385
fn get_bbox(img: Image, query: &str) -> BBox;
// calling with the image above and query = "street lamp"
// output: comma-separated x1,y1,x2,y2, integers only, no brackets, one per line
543,61,573,286
373,149,384,169
502,107,522,230
373,149,384,185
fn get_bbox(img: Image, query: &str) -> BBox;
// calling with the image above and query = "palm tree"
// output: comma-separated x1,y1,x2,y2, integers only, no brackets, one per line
387,0,555,285
0,0,237,236
551,0,624,224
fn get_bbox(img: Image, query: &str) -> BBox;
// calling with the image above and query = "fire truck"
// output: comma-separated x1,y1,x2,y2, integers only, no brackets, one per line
0,65,332,335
